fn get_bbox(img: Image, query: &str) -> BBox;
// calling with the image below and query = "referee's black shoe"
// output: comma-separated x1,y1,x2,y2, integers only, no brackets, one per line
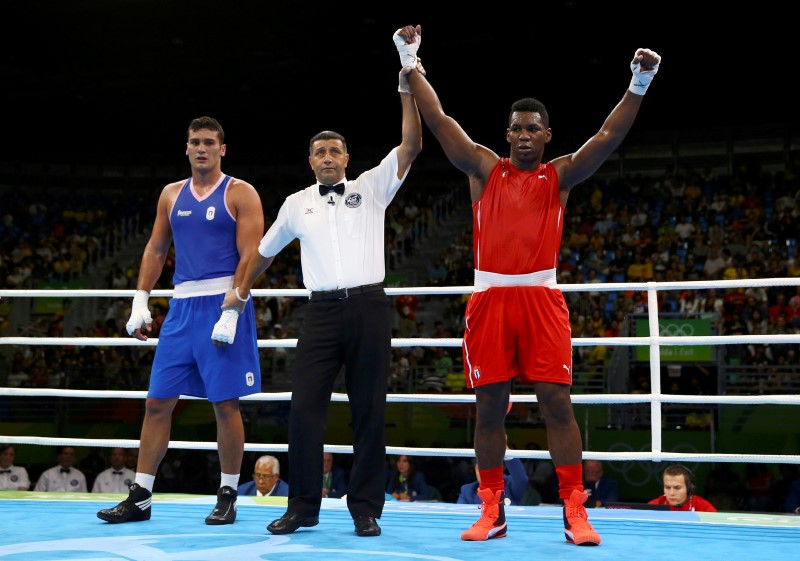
267,512,320,534
205,486,237,525
354,515,381,537
97,483,152,523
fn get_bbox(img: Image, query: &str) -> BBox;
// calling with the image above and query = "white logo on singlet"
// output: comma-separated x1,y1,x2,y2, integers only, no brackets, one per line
176,210,192,217
206,206,216,220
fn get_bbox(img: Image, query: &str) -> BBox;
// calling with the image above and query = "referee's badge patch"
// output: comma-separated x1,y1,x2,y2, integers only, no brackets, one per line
345,193,362,208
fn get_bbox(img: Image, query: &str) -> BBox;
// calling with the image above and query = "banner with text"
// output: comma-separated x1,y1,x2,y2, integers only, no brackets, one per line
634,318,714,362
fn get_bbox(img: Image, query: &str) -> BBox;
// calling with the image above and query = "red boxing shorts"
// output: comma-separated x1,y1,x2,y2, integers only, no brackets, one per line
462,285,573,388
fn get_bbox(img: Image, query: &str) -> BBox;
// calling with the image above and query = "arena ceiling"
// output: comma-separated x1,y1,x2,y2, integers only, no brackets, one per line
3,1,797,166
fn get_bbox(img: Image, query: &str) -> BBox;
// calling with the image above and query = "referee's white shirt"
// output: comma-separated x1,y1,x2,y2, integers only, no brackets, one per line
259,147,406,291
91,466,135,493
33,465,87,492
0,465,30,490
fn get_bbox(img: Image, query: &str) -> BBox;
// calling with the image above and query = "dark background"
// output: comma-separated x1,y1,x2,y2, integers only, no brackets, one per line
3,0,798,171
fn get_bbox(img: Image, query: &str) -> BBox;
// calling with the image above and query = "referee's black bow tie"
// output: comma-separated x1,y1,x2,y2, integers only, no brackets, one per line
113,470,124,475
319,183,345,196
61,468,71,473
0,469,10,474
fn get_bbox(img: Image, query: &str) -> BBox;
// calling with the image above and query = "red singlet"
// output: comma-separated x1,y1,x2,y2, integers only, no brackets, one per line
462,159,572,388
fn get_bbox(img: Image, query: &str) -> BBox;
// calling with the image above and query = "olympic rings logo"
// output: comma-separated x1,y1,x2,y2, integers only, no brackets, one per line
606,442,700,488
660,323,695,336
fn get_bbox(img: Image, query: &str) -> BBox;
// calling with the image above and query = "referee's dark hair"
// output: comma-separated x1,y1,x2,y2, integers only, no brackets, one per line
309,130,347,154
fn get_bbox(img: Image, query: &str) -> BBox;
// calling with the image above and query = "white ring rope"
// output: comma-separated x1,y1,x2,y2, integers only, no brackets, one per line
0,434,794,465
2,277,800,465
3,334,800,348
3,276,800,299
2,388,800,406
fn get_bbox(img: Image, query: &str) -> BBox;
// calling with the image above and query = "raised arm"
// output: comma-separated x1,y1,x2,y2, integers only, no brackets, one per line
393,27,423,179
396,25,498,201
554,48,661,194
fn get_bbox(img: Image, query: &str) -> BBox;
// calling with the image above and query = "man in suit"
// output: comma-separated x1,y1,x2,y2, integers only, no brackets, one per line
322,452,347,499
458,458,528,506
238,455,288,497
582,460,619,508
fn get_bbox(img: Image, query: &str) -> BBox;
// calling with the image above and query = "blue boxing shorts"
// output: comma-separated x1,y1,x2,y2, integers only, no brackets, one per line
149,293,260,402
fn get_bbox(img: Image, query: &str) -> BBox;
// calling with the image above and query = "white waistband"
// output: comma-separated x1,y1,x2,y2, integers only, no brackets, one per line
473,268,557,292
173,276,234,299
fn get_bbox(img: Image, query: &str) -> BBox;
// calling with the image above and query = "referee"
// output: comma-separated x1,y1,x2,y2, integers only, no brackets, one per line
218,67,422,537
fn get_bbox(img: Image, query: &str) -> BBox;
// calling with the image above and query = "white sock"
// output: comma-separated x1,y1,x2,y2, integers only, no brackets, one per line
134,473,156,492
220,473,240,490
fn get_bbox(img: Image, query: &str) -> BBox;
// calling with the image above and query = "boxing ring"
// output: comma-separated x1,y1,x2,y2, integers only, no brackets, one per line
1,278,800,560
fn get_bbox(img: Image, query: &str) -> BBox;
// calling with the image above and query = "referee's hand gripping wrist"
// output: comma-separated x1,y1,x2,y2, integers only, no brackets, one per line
235,286,250,303
398,59,426,93
220,287,249,315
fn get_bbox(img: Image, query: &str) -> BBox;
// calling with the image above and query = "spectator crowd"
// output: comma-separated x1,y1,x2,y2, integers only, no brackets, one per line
2,153,800,514
5,443,800,514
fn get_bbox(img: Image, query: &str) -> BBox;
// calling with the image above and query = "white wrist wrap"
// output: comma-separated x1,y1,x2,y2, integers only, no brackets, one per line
235,287,250,303
398,71,411,94
629,59,659,95
126,290,152,336
393,30,420,68
132,289,150,307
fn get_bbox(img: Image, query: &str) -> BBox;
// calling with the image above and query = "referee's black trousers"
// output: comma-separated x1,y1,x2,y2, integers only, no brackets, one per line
285,290,391,519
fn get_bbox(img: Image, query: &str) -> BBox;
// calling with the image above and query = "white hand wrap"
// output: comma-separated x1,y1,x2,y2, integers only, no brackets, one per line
399,58,425,93
629,52,660,95
126,290,152,336
398,70,411,94
211,309,240,345
393,29,420,68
